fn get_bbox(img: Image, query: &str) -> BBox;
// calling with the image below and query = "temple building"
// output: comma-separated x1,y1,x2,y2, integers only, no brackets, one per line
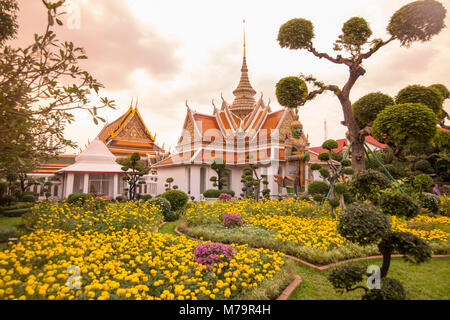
152,41,327,199
29,102,167,199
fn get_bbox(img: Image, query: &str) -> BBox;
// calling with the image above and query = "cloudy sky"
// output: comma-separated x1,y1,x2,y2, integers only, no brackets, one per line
14,0,450,153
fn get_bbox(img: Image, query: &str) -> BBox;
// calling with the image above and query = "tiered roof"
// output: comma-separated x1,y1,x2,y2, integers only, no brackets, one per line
96,101,166,164
153,46,299,168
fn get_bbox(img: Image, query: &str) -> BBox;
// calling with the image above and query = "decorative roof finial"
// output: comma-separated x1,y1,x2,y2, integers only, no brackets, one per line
185,99,190,109
130,97,134,109
243,19,246,58
135,96,138,109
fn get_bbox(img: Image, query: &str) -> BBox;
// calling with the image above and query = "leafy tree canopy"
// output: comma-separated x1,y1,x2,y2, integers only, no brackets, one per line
277,18,315,50
352,92,395,128
387,0,447,47
395,85,444,114
275,76,308,110
373,103,437,153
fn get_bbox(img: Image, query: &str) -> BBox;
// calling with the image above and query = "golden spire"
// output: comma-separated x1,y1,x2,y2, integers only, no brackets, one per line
243,19,246,58
231,19,256,119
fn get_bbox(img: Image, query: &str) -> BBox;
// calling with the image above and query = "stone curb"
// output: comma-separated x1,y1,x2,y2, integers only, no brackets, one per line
276,275,302,300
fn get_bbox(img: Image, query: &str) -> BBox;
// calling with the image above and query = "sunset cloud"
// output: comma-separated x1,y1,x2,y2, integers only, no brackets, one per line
13,0,450,151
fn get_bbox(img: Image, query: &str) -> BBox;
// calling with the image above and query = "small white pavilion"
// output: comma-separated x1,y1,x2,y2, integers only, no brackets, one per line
57,138,125,199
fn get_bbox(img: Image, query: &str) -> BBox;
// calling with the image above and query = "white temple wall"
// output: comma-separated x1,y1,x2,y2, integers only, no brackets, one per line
156,166,187,196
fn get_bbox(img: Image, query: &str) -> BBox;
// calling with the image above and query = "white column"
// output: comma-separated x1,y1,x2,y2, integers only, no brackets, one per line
113,174,118,199
65,173,74,198
83,173,89,194
190,166,201,201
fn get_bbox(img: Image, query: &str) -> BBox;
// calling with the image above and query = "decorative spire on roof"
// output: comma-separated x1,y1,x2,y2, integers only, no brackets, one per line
231,19,256,119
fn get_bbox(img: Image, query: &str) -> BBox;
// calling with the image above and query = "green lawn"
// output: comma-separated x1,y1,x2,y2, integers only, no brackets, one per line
157,221,179,236
0,216,24,227
289,257,450,300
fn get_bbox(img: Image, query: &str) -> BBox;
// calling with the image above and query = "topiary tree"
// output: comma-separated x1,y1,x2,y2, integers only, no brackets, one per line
117,152,149,200
372,103,437,156
378,191,420,218
419,192,441,213
329,202,432,300
307,180,330,203
310,139,354,216
276,0,447,173
164,177,174,191
240,160,268,201
351,169,392,203
210,158,229,190
413,173,434,193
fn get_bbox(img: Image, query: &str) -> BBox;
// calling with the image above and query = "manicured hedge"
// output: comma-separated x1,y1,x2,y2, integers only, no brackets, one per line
202,189,235,198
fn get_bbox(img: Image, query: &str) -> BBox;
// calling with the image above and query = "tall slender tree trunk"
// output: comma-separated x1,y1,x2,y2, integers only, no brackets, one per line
338,75,366,173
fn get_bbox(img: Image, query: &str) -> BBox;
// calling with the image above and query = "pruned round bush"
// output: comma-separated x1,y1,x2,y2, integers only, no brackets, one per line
277,18,315,50
338,203,391,245
313,194,324,203
341,17,372,46
413,173,433,192
149,197,171,216
319,168,330,179
275,76,308,108
322,139,338,151
67,193,92,204
352,92,395,128
362,278,406,300
318,152,330,161
386,232,432,264
334,183,348,195
164,210,179,222
414,159,432,172
395,85,443,114
115,196,124,202
308,181,329,195
0,225,17,242
328,265,365,293
139,194,152,201
419,192,440,214
340,159,352,167
328,198,340,209
351,169,391,201
429,83,450,100
373,103,437,150
160,190,188,212
22,194,35,203
203,189,235,198
341,168,354,175
378,191,420,218
310,163,321,171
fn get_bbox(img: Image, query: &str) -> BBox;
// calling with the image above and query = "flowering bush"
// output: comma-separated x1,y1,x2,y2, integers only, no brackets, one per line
194,242,235,269
218,193,232,201
223,212,243,229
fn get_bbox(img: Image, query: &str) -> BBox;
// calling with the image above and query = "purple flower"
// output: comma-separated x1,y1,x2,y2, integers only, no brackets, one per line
194,242,235,270
223,212,243,229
